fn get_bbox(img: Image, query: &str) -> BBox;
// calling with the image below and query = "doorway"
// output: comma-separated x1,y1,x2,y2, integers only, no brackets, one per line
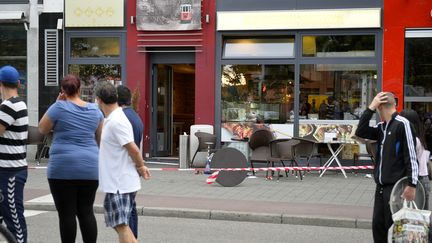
152,64,195,157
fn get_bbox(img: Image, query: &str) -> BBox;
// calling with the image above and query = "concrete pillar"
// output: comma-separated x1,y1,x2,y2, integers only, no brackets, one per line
27,0,40,160
27,0,39,126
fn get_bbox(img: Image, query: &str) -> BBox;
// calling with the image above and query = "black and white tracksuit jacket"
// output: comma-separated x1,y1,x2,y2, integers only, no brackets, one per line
355,108,419,187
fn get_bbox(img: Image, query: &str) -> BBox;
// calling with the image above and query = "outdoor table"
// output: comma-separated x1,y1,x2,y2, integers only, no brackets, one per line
319,140,357,178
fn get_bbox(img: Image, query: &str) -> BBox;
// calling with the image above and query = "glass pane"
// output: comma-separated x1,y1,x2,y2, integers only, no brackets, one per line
404,101,432,150
223,37,295,58
404,38,432,97
302,35,375,57
71,37,120,58
156,65,171,154
300,64,377,121
0,60,27,100
0,24,27,100
221,65,294,138
68,64,122,102
0,24,27,57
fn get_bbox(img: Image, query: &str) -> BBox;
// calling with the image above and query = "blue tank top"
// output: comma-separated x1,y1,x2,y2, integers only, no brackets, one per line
46,101,104,180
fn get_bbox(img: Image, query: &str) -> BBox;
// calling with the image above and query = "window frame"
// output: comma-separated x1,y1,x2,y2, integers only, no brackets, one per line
300,34,376,58
222,36,296,59
65,31,126,76
404,30,432,102
215,29,382,140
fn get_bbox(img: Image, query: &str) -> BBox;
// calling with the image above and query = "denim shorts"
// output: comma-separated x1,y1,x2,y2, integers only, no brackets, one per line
103,191,137,228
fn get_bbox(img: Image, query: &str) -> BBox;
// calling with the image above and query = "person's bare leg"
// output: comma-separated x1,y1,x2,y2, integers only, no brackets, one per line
114,224,137,243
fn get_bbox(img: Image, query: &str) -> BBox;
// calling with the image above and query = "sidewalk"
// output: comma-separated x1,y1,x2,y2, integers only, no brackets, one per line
24,160,376,229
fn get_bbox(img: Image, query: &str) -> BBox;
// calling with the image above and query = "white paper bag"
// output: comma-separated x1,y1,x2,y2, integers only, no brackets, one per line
389,200,431,243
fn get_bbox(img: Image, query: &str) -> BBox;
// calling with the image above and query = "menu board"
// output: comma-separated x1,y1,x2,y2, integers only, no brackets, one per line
299,123,357,143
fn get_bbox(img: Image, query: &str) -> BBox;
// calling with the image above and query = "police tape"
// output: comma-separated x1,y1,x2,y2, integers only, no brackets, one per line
200,165,375,184
28,165,374,185
29,165,374,172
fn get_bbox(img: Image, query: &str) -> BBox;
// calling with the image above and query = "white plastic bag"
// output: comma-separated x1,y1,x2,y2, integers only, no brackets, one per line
389,200,431,243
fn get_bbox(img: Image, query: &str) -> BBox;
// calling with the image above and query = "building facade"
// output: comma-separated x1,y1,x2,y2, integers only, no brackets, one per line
383,0,432,122
4,0,432,159
215,0,383,155
127,0,216,157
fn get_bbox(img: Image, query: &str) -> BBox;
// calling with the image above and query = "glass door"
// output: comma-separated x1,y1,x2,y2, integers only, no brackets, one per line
153,64,173,156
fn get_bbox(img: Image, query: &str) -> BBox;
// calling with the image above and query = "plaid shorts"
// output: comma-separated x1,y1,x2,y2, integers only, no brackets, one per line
103,191,137,228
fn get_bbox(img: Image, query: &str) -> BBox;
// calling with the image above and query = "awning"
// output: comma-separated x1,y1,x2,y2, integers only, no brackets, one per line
0,11,25,21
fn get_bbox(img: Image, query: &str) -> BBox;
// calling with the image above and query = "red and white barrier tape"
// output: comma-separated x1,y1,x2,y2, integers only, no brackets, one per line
28,165,374,185
201,165,375,184
29,165,374,171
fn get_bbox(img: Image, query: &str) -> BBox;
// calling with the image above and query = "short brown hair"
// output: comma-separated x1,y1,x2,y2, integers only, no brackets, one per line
61,74,81,96
0,82,19,89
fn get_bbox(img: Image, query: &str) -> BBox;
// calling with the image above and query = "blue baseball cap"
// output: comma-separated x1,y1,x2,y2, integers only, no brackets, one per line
0,65,20,84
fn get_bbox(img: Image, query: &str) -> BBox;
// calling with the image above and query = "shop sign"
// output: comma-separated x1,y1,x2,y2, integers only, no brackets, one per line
136,0,201,31
217,8,381,31
65,0,124,27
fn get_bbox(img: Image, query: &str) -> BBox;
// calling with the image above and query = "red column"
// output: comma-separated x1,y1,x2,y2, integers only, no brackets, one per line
383,0,432,110
194,0,216,125
126,0,151,154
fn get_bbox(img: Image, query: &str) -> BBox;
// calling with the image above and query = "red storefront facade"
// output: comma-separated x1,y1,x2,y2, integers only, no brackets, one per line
123,0,432,157
383,0,432,112
126,0,216,157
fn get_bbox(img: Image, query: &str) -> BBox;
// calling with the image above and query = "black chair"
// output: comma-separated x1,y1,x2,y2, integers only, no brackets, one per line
27,126,51,165
292,137,321,174
353,139,377,174
190,132,217,168
268,138,302,180
248,129,274,176
353,140,377,165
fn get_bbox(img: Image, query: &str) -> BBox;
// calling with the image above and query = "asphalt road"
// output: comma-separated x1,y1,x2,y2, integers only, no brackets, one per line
25,211,372,243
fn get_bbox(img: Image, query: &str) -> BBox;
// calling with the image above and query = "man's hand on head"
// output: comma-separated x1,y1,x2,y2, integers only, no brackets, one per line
369,92,388,111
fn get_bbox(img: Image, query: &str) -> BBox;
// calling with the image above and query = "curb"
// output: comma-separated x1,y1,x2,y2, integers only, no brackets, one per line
24,202,371,229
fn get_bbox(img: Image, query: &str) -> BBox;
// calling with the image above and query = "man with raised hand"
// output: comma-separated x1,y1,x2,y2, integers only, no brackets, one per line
95,82,150,243
355,92,418,242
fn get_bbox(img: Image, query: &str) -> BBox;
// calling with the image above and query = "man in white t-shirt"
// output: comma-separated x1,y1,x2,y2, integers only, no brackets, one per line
95,82,150,243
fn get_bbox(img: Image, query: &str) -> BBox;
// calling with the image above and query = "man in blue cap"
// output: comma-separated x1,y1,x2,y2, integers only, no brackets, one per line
0,65,28,243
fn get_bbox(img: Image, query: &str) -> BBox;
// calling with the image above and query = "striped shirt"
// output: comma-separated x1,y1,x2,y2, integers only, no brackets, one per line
0,97,28,168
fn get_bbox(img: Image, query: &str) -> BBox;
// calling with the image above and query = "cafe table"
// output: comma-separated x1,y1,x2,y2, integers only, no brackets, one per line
319,139,357,178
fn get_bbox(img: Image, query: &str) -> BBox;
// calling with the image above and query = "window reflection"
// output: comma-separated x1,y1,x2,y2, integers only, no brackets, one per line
300,64,377,120
302,35,375,57
0,24,27,57
223,37,295,59
68,64,122,102
405,38,432,97
221,65,295,124
0,24,27,100
71,37,120,58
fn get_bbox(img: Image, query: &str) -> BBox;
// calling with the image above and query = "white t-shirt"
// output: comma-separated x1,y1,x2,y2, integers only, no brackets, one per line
416,137,430,177
99,107,141,193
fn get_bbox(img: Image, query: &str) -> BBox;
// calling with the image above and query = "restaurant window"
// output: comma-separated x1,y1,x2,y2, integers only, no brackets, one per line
221,64,294,138
302,35,375,58
67,33,124,102
71,37,120,58
223,37,295,59
404,31,432,123
299,64,378,121
68,64,122,102
0,24,27,100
